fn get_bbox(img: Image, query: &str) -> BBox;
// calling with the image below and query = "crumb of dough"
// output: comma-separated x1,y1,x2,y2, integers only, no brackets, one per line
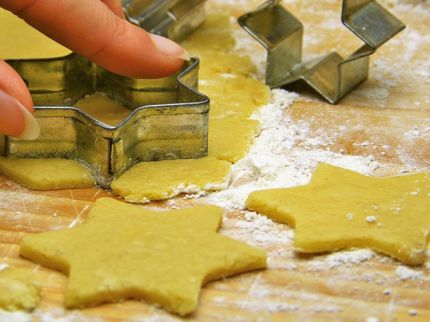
0,158,95,190
20,198,267,315
246,163,430,265
0,268,40,311
111,157,232,203
208,118,260,163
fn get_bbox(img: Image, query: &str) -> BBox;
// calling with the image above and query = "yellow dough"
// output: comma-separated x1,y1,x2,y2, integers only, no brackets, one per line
181,14,235,54
20,198,267,315
198,51,257,80
0,8,70,59
75,94,132,127
0,158,95,190
246,163,430,265
201,75,271,119
111,157,231,203
208,118,260,163
0,8,267,199
0,268,40,311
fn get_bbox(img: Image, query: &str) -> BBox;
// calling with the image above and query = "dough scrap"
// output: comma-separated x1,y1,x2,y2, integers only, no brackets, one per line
201,75,271,119
111,157,231,203
0,8,70,59
0,158,95,190
0,268,40,311
20,198,267,315
209,118,260,163
181,14,235,54
246,163,430,265
75,94,131,126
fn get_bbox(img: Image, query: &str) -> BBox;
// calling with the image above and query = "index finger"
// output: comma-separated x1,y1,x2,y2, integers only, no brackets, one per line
0,0,186,78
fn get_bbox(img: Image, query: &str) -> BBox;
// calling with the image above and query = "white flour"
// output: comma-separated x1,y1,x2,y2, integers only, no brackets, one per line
0,310,31,322
395,265,424,280
0,263,9,272
307,250,376,271
203,89,382,210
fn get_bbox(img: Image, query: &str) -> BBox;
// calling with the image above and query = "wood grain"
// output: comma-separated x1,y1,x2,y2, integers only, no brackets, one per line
1,1,430,321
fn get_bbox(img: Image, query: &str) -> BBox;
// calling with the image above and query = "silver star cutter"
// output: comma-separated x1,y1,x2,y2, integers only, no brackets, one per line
0,0,209,188
238,0,405,104
123,0,207,41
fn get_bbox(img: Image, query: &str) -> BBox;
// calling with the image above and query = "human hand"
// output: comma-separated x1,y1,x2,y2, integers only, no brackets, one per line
0,0,188,140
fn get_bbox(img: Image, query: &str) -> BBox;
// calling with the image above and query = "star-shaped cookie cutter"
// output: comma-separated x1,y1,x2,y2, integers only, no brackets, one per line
1,54,209,188
123,0,208,41
238,0,405,104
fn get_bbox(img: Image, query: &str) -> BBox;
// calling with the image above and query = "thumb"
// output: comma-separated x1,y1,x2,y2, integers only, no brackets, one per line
0,90,40,140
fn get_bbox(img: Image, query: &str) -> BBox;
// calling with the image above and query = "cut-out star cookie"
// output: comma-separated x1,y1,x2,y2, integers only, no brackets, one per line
20,198,266,315
246,163,430,265
0,267,41,311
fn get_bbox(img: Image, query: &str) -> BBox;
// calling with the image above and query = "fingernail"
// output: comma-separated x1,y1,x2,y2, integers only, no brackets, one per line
178,49,191,62
15,99,40,140
149,34,189,61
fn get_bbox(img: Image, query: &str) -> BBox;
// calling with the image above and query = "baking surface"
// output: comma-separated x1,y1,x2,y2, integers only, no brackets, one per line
1,0,430,321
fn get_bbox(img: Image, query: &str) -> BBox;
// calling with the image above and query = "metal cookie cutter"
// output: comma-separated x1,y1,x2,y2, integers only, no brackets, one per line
0,54,209,188
238,0,405,104
123,0,207,41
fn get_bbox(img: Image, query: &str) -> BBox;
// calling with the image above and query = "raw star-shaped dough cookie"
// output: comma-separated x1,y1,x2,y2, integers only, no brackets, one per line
111,157,231,203
0,267,40,311
0,158,95,190
209,118,260,163
246,163,430,265
20,198,267,315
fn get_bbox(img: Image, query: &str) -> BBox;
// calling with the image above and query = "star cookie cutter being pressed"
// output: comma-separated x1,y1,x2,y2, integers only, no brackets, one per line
0,55,209,188
238,0,405,104
123,0,207,41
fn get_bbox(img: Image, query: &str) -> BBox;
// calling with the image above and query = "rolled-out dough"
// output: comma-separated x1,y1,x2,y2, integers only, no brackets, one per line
111,157,231,203
75,94,132,126
201,75,271,119
181,14,235,54
0,8,70,59
209,118,260,163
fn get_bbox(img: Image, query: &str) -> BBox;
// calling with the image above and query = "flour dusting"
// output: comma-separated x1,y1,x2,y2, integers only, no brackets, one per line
34,309,102,322
395,266,424,280
204,89,382,210
307,250,376,271
0,310,31,322
0,263,9,272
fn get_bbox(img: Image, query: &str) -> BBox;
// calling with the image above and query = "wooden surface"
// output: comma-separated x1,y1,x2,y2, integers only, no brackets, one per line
1,1,430,321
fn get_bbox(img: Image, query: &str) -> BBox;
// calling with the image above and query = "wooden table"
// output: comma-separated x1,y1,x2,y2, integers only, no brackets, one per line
1,1,430,321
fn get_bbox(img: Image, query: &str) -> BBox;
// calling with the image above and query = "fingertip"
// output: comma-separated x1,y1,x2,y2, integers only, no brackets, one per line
0,60,33,112
148,34,187,59
0,90,39,140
